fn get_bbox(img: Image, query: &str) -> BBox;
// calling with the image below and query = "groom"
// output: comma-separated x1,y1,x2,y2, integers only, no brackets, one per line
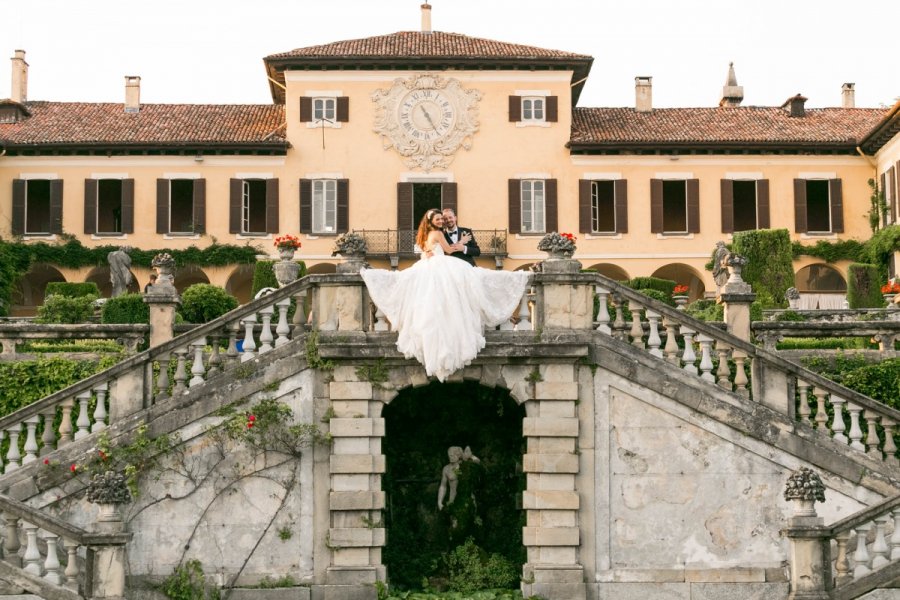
442,208,480,267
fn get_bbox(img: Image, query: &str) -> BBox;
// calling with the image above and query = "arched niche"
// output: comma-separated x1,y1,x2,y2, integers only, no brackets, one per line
583,263,629,281
174,265,211,294
307,263,337,275
795,264,847,292
85,266,139,298
11,263,66,315
651,263,706,301
514,262,537,272
225,264,256,304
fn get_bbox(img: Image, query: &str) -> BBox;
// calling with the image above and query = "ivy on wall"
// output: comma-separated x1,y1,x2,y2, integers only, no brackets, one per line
0,356,119,416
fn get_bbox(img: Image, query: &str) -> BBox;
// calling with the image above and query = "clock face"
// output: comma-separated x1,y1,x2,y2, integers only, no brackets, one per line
398,90,456,141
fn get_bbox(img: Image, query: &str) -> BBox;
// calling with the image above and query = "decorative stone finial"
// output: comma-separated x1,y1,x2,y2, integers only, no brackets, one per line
784,467,825,517
86,470,133,505
148,252,177,294
332,232,368,257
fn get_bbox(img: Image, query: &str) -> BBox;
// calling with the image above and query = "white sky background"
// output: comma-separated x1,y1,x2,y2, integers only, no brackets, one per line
1,0,897,109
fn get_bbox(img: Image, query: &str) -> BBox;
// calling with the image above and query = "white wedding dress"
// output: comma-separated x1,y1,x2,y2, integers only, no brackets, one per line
360,246,530,381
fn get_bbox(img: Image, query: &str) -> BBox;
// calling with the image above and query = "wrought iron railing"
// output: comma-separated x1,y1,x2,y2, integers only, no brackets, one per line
350,229,508,258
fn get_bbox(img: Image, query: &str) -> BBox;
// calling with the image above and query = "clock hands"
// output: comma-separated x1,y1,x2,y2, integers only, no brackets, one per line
419,105,438,130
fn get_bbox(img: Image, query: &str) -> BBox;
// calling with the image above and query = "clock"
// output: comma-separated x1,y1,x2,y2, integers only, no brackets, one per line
372,74,481,172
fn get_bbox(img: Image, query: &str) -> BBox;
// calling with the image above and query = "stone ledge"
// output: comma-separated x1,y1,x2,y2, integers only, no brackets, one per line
329,381,373,400
522,490,579,510
328,528,386,548
523,453,579,473
330,454,386,474
534,381,579,400
329,491,385,511
523,526,580,546
522,417,579,437
328,418,385,437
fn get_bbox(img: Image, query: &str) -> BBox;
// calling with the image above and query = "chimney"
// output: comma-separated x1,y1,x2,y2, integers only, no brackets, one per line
719,62,744,107
841,83,855,108
421,2,432,34
782,93,807,118
124,76,141,113
10,50,28,103
635,76,652,113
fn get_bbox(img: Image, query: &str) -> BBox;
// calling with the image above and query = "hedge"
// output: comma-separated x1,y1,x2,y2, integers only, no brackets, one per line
101,293,150,324
732,229,794,308
179,284,239,323
35,294,98,324
627,277,676,296
45,282,101,298
846,263,883,308
0,356,119,417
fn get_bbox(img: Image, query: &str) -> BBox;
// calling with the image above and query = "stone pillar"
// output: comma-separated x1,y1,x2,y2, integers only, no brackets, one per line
88,506,127,600
144,292,181,348
783,468,831,599
718,254,755,343
324,367,385,600
536,262,595,331
312,275,367,332
521,364,585,600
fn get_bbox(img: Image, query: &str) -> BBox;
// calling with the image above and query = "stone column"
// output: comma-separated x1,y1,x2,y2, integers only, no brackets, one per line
88,505,128,600
782,468,831,599
144,253,181,348
535,263,595,331
312,275,368,332
718,254,756,343
521,364,585,600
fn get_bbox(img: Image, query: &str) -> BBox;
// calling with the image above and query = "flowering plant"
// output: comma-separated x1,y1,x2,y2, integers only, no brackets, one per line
881,280,900,294
274,235,302,251
673,284,689,295
537,232,577,254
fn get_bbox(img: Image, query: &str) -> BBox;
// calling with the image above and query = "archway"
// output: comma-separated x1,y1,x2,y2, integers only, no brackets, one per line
11,263,66,315
225,264,255,304
307,262,337,275
382,381,525,591
174,265,211,294
651,263,706,301
795,264,846,292
583,262,629,281
86,266,139,297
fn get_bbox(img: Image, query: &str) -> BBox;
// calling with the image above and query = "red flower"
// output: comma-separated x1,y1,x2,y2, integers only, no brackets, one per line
43,458,50,465
560,233,577,243
274,235,302,250
248,415,256,421
99,450,108,460
673,284,690,295
70,464,77,473
881,282,900,294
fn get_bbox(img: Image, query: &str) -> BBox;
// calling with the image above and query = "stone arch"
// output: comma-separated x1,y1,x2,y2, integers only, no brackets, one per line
307,262,337,275
651,263,706,300
514,262,537,272
174,265,211,294
225,264,255,304
583,262,629,281
86,266,139,298
795,263,847,292
11,263,66,315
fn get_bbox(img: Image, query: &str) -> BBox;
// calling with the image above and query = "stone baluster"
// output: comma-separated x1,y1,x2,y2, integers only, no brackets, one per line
834,530,852,586
373,305,390,332
611,295,627,341
870,515,890,569
63,538,79,589
515,290,532,331
5,423,22,472
499,306,515,331
2,513,21,566
292,289,308,326
853,523,872,578
92,382,108,433
812,388,829,431
796,379,812,425
863,410,882,460
629,303,645,348
847,403,865,452
241,314,258,362
42,531,61,584
732,351,749,398
594,286,611,334
680,327,698,375
696,334,715,383
74,391,92,440
715,342,731,390
206,336,222,377
275,299,292,347
22,521,41,575
663,318,680,366
58,399,74,447
830,395,848,444
225,321,240,368
22,415,40,464
258,305,275,353
644,309,662,357
891,507,900,560
155,355,171,402
189,338,207,387
171,347,189,396
40,408,56,455
881,418,898,466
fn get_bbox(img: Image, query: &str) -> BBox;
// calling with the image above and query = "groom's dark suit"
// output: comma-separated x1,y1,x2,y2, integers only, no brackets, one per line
444,226,480,267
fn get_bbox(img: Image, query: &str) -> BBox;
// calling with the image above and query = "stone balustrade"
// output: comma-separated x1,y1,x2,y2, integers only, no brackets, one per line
752,320,900,352
0,323,149,360
763,308,900,323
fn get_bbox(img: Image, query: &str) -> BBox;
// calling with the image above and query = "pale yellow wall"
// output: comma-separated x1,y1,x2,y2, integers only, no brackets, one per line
875,130,900,225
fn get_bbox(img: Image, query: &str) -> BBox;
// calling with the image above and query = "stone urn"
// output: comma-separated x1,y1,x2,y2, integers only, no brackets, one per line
277,247,296,262
274,249,300,287
673,295,689,310
783,467,826,519
150,252,176,290
86,470,132,532
332,233,369,274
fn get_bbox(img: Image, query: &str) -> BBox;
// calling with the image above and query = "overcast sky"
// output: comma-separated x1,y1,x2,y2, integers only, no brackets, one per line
1,0,897,109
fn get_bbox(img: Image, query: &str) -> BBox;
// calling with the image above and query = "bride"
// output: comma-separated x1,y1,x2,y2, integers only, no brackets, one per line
361,209,530,381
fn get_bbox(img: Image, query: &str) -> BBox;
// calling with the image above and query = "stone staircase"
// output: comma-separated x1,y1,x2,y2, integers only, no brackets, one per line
0,268,895,598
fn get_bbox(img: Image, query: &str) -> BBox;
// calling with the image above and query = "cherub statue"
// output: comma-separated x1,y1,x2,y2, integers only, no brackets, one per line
437,446,480,510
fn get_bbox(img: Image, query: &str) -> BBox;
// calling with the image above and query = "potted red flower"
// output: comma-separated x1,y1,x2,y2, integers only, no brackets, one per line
672,284,690,310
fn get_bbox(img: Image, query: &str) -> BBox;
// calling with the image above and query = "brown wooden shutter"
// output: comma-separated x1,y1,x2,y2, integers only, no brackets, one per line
578,179,591,233
156,179,169,234
686,179,700,234
336,179,349,234
265,179,279,234
894,161,900,224
829,178,843,233
121,179,135,234
757,179,770,229
299,179,312,234
546,96,558,122
193,179,206,234
229,178,242,233
545,179,558,233
299,97,312,122
49,180,63,234
720,179,734,233
84,179,97,234
614,179,628,234
11,179,25,235
793,179,807,233
441,182,458,215
397,182,413,230
336,97,349,122
508,179,521,234
508,96,521,122
650,179,663,233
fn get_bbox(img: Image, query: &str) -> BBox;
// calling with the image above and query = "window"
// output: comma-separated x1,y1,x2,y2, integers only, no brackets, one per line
650,178,699,234
721,179,770,233
591,181,616,233
508,95,558,123
662,180,687,233
242,180,268,234
806,180,831,232
521,180,545,233
97,180,123,233
522,97,544,122
157,178,206,235
84,178,133,235
299,96,349,123
229,178,278,235
312,180,337,233
731,181,757,231
579,179,627,235
25,180,51,234
793,178,843,234
11,178,63,236
313,98,335,122
170,180,195,233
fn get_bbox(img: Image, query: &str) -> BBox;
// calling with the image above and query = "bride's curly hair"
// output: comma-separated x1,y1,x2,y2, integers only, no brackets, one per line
416,209,442,251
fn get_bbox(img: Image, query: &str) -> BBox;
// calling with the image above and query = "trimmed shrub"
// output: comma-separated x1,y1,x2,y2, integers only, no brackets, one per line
683,299,723,322
840,358,900,407
634,288,676,307
0,356,119,417
45,282,100,298
627,277,676,296
101,293,150,324
35,294,98,324
731,229,794,308
846,263,883,308
179,284,239,324
251,261,278,297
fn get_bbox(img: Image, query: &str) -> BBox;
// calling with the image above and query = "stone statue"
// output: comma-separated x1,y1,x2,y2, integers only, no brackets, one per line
108,246,133,297
785,287,801,310
712,241,730,295
437,446,480,511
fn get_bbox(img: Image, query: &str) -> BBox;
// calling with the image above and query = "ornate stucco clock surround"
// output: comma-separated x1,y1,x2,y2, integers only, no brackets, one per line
372,74,482,172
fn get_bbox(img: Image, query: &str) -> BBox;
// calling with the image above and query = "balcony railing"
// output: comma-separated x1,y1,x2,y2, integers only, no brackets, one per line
349,229,508,260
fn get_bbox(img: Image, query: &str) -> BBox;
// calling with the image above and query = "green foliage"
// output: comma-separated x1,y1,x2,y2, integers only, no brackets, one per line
846,263,883,308
862,225,900,280
0,356,118,417
682,299,723,322
445,538,519,594
626,277,676,296
777,337,870,351
256,575,297,589
867,178,888,233
791,239,865,264
0,239,32,317
45,282,101,298
841,359,900,407
731,229,794,308
35,294,98,324
251,261,277,296
634,288,675,307
380,590,528,600
179,284,239,324
305,331,335,370
93,425,177,496
18,340,125,354
101,293,150,324
356,359,389,388
220,398,329,458
161,560,220,600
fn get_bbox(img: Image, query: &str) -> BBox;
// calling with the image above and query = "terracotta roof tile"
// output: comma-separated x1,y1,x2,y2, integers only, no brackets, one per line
571,106,888,149
0,102,287,149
